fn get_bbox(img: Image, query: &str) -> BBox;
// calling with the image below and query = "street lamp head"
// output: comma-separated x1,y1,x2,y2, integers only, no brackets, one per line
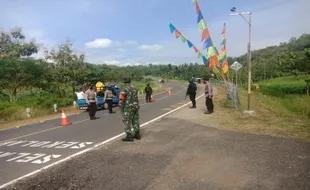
230,7,236,12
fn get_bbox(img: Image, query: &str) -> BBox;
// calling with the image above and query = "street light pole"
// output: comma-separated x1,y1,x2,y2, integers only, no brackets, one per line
230,11,252,111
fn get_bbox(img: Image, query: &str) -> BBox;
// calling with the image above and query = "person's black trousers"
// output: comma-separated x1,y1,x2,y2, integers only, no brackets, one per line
146,94,151,103
88,102,97,119
106,99,113,113
189,93,196,107
205,97,214,112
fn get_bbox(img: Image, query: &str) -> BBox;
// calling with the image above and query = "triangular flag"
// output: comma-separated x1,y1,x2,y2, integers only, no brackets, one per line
181,35,187,43
221,39,226,45
201,29,210,41
203,38,213,49
221,23,226,34
208,56,219,68
198,20,206,31
202,56,208,64
197,11,203,23
195,1,200,13
192,0,197,3
169,23,176,33
198,52,202,58
187,40,193,48
222,62,229,73
175,30,182,38
207,46,217,57
193,46,199,53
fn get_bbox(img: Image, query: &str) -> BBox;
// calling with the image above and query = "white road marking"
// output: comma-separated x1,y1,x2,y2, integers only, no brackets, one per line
16,153,46,163
29,141,51,148
0,152,62,164
6,153,31,162
31,155,61,164
0,152,17,159
0,141,94,149
70,142,93,149
41,141,65,148
0,91,203,189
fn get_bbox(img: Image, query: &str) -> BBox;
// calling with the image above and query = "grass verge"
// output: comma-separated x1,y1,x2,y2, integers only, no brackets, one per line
195,85,310,141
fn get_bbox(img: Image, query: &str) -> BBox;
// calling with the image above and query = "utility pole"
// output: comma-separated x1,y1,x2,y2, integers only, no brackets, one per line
230,10,254,113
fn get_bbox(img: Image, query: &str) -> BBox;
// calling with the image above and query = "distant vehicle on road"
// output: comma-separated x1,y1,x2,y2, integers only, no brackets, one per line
76,84,120,110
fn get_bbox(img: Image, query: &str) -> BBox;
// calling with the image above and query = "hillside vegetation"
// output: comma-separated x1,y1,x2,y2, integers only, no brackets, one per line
0,26,309,124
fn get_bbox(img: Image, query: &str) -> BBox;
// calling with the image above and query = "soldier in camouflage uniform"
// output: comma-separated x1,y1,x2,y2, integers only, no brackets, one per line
119,78,141,141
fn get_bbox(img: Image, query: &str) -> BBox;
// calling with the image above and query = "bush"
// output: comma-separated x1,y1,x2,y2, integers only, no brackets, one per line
0,95,74,123
17,95,73,109
0,102,25,122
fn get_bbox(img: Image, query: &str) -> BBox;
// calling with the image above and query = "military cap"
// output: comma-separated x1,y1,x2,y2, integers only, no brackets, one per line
123,78,131,83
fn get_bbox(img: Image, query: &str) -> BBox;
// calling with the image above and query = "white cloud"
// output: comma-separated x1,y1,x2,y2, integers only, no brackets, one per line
137,44,163,51
117,48,126,52
85,38,113,48
124,40,138,45
103,60,121,65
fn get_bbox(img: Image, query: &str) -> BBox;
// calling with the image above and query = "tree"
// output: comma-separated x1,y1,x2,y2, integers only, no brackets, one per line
0,58,46,102
0,27,38,59
44,40,87,98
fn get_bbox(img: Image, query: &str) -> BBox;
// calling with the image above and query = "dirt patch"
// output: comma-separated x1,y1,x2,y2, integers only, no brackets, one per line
177,85,310,141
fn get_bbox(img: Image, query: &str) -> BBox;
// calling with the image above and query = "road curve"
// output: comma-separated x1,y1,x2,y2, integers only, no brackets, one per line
0,82,190,187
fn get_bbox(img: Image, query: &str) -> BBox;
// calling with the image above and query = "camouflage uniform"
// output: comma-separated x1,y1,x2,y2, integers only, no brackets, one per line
119,83,140,134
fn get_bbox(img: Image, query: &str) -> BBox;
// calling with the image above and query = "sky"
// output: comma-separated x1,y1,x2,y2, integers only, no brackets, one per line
1,0,309,66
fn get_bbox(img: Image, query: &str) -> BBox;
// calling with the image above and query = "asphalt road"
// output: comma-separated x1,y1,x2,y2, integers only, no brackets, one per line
0,82,189,187
2,95,309,190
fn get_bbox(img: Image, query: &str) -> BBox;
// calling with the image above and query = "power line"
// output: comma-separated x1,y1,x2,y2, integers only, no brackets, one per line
252,0,296,12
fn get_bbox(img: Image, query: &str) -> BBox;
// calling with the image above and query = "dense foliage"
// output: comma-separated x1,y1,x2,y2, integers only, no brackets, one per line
228,33,310,84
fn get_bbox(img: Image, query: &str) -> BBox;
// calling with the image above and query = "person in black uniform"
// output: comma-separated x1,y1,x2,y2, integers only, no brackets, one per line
186,79,197,108
144,83,153,103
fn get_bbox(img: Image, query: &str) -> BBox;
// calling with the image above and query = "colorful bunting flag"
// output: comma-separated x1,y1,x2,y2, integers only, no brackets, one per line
175,30,182,38
169,23,176,33
168,23,208,65
219,23,229,73
192,0,220,73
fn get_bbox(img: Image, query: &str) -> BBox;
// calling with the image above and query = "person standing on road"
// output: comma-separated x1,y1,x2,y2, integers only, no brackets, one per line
104,85,115,114
144,83,153,103
186,79,197,108
85,85,98,120
203,77,214,114
119,78,141,141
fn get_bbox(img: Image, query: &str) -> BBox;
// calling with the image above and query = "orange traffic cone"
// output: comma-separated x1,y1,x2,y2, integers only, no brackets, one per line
168,90,172,96
60,109,71,126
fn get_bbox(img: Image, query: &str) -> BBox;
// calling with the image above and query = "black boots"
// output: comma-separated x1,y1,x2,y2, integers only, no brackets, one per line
122,131,141,142
122,133,133,142
189,105,196,109
134,131,141,140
